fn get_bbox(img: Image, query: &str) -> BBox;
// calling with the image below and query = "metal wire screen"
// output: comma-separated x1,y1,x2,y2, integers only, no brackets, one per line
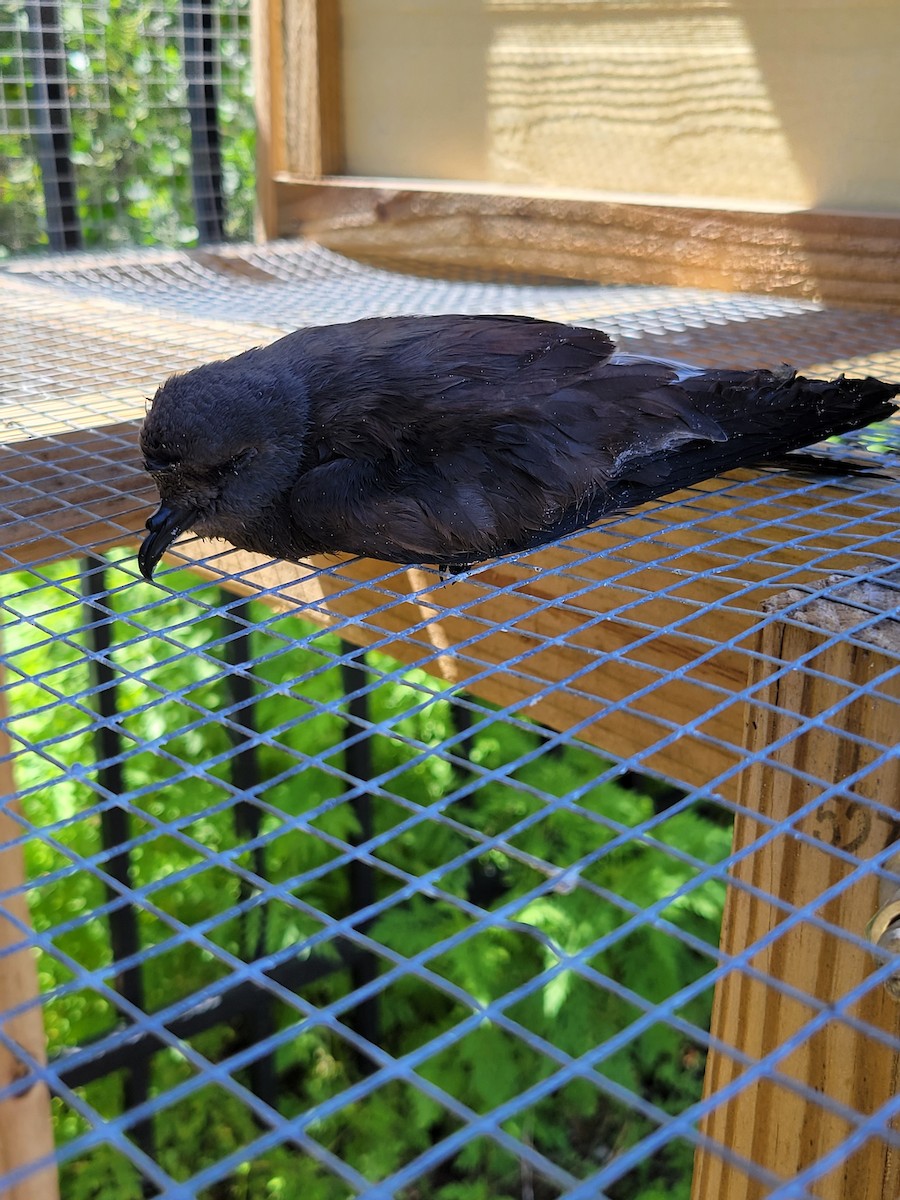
0,241,898,1200
0,0,253,253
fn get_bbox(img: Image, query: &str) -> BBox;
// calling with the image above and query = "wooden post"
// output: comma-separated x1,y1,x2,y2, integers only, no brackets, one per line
0,676,59,1200
282,0,343,179
251,0,286,241
692,582,900,1200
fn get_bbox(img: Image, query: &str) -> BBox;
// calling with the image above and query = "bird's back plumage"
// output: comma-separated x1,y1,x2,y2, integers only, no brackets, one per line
138,314,898,576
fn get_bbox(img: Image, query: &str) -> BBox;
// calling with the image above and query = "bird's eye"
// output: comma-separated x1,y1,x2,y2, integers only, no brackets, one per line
143,456,177,474
218,447,258,476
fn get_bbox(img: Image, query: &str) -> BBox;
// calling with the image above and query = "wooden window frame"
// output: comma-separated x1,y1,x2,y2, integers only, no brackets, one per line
252,0,900,307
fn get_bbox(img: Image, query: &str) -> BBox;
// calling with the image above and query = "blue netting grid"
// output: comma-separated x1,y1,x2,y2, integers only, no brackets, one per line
0,244,898,1199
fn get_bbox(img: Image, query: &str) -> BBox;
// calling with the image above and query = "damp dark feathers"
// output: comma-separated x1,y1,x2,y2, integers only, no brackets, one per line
138,314,898,579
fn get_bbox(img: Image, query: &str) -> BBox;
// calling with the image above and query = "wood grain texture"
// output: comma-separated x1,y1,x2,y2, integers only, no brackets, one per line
484,4,811,204
299,0,900,209
0,684,59,1200
692,598,900,1200
484,1,900,210
283,0,343,178
275,178,900,308
251,0,286,239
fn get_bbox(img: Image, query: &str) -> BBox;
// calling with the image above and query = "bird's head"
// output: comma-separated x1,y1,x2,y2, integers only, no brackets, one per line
138,352,309,579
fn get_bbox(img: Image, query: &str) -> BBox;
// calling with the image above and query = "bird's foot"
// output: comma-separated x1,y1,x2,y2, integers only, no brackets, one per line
437,563,472,583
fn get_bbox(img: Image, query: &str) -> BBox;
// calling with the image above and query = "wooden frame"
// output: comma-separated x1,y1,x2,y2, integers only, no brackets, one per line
254,0,900,309
695,608,900,1200
0,711,59,1200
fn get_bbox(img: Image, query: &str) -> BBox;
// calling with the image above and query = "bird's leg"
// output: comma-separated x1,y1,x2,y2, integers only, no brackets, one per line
437,562,473,583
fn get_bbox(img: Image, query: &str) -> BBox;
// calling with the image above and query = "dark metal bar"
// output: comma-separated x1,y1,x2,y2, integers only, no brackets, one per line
447,695,510,910
339,643,380,1072
449,694,475,766
618,770,691,816
220,594,276,1106
81,556,154,1178
53,945,366,1090
181,0,226,243
220,598,263,850
25,0,82,250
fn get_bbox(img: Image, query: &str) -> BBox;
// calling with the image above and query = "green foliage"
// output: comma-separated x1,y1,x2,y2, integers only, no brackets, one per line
0,558,730,1198
0,0,255,255
0,5,45,252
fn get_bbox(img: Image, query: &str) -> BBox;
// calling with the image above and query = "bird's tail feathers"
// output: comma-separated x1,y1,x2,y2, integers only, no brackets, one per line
778,372,898,440
759,451,895,480
579,370,898,527
697,369,898,453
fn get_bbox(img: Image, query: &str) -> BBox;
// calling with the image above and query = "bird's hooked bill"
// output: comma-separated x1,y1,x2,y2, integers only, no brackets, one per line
138,503,196,580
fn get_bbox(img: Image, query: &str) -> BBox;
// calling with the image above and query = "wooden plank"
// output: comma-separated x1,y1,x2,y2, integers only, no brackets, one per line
0,423,157,563
329,1,900,212
483,1,900,209
282,0,343,179
251,0,287,240
339,0,493,181
489,6,793,197
692,587,900,1200
172,544,753,788
1,423,897,793
0,680,59,1200
273,178,900,308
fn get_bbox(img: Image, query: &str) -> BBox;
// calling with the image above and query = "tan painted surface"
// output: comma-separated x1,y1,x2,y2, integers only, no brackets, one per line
336,0,900,211
340,0,493,180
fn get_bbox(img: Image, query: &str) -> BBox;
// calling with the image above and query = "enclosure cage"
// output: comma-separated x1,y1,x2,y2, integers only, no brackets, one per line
1,3,900,1200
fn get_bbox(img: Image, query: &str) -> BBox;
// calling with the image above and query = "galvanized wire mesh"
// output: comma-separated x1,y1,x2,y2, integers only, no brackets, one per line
0,0,253,253
0,243,899,1200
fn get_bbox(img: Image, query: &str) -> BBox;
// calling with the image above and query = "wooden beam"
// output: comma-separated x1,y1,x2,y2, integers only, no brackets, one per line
282,0,344,179
273,177,900,308
691,585,900,1200
1,422,897,794
0,679,59,1200
251,0,287,240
